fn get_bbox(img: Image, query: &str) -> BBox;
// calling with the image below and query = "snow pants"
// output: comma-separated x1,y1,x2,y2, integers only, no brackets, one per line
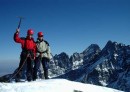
33,57,49,80
16,50,34,81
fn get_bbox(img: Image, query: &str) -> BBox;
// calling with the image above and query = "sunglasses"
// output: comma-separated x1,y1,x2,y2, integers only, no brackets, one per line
28,34,33,36
38,35,43,37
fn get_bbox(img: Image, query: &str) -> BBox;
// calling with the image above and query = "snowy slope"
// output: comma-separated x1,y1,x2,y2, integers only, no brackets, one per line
0,79,123,92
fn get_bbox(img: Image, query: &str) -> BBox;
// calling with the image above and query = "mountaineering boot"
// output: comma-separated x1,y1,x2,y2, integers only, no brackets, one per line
15,78,20,82
44,70,49,79
27,72,33,82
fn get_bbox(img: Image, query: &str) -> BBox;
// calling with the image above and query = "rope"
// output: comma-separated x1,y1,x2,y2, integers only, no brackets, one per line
8,53,34,82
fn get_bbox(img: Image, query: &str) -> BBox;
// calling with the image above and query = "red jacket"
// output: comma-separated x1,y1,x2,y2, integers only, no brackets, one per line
14,32,36,57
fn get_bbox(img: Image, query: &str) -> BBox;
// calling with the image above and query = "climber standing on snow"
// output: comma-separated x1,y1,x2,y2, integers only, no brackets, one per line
33,32,52,80
13,28,36,82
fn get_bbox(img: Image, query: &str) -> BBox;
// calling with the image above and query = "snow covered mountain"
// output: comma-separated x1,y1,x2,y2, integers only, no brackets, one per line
49,44,101,77
0,40,130,92
49,41,130,92
0,79,123,92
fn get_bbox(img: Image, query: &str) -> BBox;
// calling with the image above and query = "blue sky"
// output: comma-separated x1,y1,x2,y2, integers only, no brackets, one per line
0,0,130,71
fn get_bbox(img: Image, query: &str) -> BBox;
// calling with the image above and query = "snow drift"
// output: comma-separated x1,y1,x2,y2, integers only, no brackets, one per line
0,79,123,92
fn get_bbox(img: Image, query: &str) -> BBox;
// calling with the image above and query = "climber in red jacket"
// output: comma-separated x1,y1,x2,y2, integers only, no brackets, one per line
14,28,36,82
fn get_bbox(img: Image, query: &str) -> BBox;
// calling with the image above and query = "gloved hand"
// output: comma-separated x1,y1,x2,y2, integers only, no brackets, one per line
48,53,52,60
16,28,20,33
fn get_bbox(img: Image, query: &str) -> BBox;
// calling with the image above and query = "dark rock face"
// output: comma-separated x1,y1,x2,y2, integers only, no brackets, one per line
50,41,130,91
84,41,130,91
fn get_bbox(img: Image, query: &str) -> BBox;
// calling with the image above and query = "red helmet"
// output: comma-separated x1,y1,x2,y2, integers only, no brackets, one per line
38,32,43,37
27,29,34,35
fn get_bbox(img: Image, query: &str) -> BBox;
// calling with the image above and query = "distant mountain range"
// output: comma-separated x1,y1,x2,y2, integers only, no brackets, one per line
49,40,130,92
1,40,130,92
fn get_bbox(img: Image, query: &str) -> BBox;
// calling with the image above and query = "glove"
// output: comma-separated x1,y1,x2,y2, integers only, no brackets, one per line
16,28,20,33
48,53,52,60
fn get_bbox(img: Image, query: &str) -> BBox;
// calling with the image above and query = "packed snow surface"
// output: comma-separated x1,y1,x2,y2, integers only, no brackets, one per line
0,79,123,92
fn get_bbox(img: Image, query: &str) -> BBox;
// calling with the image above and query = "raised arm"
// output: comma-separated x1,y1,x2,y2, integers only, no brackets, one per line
14,29,23,43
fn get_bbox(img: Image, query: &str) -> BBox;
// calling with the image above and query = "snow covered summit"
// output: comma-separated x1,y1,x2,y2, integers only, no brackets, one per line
0,79,123,92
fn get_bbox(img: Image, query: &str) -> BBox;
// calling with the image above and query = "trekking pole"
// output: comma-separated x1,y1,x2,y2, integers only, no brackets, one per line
17,16,24,29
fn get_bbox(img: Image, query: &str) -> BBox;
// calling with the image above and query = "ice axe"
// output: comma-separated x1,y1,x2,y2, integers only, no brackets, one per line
17,16,24,29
